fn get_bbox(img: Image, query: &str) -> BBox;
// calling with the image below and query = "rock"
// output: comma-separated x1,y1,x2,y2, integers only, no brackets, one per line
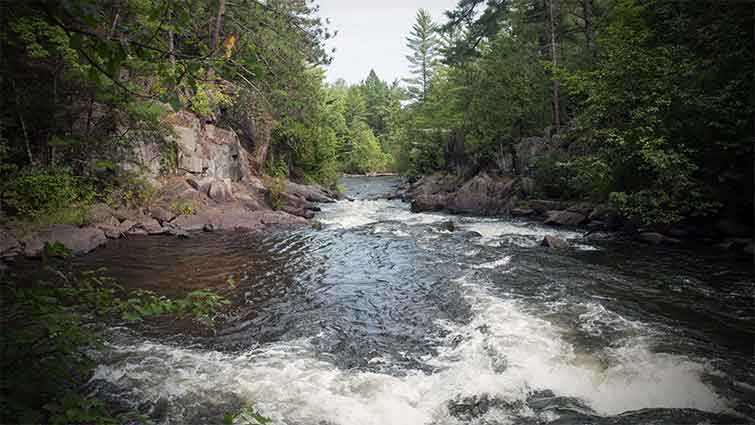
207,178,235,202
98,219,136,239
544,210,588,226
511,208,535,217
202,223,215,232
588,205,613,221
86,202,116,224
438,221,456,232
142,219,165,235
638,232,681,245
21,225,107,257
164,226,189,238
714,238,751,252
566,203,594,216
714,218,752,238
541,235,570,249
520,177,536,196
283,181,337,203
186,177,201,191
0,234,21,258
528,200,562,215
150,206,176,224
408,172,519,215
172,208,307,232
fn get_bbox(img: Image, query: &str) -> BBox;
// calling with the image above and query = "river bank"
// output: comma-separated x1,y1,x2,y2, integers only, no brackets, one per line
397,172,754,254
0,175,339,264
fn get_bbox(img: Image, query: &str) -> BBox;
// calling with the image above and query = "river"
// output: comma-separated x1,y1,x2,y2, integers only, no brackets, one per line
79,176,754,425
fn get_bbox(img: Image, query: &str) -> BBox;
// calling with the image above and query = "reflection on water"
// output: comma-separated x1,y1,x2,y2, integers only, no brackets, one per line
79,176,754,424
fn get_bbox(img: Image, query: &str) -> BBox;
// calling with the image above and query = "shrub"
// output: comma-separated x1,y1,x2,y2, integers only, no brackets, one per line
1,167,92,218
169,199,198,216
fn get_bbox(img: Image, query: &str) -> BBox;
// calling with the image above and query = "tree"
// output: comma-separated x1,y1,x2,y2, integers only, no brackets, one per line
404,9,441,101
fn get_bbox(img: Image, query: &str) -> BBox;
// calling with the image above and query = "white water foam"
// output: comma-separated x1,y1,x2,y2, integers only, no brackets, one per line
93,274,727,424
318,199,448,230
462,220,586,248
472,256,512,270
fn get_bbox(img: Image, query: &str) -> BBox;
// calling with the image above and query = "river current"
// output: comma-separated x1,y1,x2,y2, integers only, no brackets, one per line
80,176,754,424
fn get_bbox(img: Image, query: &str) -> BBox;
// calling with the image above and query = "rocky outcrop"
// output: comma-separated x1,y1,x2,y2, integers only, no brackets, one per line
126,110,251,182
543,210,588,226
20,225,107,257
407,173,520,215
1,107,339,261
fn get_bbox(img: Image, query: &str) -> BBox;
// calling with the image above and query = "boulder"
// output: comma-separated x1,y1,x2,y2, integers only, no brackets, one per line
544,210,588,226
150,206,176,224
714,218,752,238
511,208,535,217
528,200,562,215
21,225,107,257
566,203,594,216
86,203,116,224
0,234,21,258
714,238,751,252
97,219,136,239
283,181,337,203
638,232,680,245
206,178,235,203
541,235,570,250
447,173,519,215
438,221,457,232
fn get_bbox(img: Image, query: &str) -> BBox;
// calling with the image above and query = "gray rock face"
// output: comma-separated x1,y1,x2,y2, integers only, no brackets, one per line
541,235,570,249
22,225,107,257
125,109,251,182
408,173,519,216
543,210,588,226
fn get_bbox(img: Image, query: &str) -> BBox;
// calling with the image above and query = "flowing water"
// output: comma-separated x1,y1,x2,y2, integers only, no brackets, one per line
79,176,754,425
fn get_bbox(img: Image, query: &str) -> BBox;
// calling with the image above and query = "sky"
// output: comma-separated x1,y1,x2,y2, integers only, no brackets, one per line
317,0,459,85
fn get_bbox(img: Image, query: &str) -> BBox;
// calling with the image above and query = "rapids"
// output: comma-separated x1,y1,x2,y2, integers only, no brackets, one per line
80,176,754,424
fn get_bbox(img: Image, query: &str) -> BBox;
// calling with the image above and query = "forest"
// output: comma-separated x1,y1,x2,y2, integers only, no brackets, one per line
0,0,753,423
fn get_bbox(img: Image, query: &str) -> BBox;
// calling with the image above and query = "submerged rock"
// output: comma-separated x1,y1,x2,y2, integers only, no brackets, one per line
638,232,681,245
438,220,457,232
541,235,570,249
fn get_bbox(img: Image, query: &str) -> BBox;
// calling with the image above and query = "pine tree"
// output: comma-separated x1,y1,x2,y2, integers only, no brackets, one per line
404,9,441,102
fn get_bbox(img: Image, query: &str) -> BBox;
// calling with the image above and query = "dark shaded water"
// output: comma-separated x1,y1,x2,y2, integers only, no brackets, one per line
80,176,754,424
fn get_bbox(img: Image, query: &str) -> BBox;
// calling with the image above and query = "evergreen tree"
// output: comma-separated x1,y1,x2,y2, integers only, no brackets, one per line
404,9,441,102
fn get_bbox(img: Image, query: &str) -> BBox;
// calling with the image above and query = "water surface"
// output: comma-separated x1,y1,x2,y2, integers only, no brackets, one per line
81,176,754,424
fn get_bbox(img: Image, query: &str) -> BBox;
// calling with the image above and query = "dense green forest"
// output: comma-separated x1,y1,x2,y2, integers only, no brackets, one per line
1,0,752,226
0,0,753,423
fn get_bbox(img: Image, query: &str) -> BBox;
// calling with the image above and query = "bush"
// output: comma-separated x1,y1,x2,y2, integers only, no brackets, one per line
106,174,157,209
1,167,93,218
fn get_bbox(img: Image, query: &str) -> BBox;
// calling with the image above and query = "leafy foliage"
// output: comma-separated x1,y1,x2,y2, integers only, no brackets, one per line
0,265,230,424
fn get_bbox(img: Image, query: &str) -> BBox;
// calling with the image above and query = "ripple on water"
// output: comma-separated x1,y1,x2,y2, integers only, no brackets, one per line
80,177,752,424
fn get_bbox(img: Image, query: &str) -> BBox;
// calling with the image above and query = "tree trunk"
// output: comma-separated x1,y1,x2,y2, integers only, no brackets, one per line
211,0,227,54
168,4,176,67
582,0,597,60
549,0,561,133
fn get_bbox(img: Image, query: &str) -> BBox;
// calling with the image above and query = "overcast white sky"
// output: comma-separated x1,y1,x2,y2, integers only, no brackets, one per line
318,0,459,84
